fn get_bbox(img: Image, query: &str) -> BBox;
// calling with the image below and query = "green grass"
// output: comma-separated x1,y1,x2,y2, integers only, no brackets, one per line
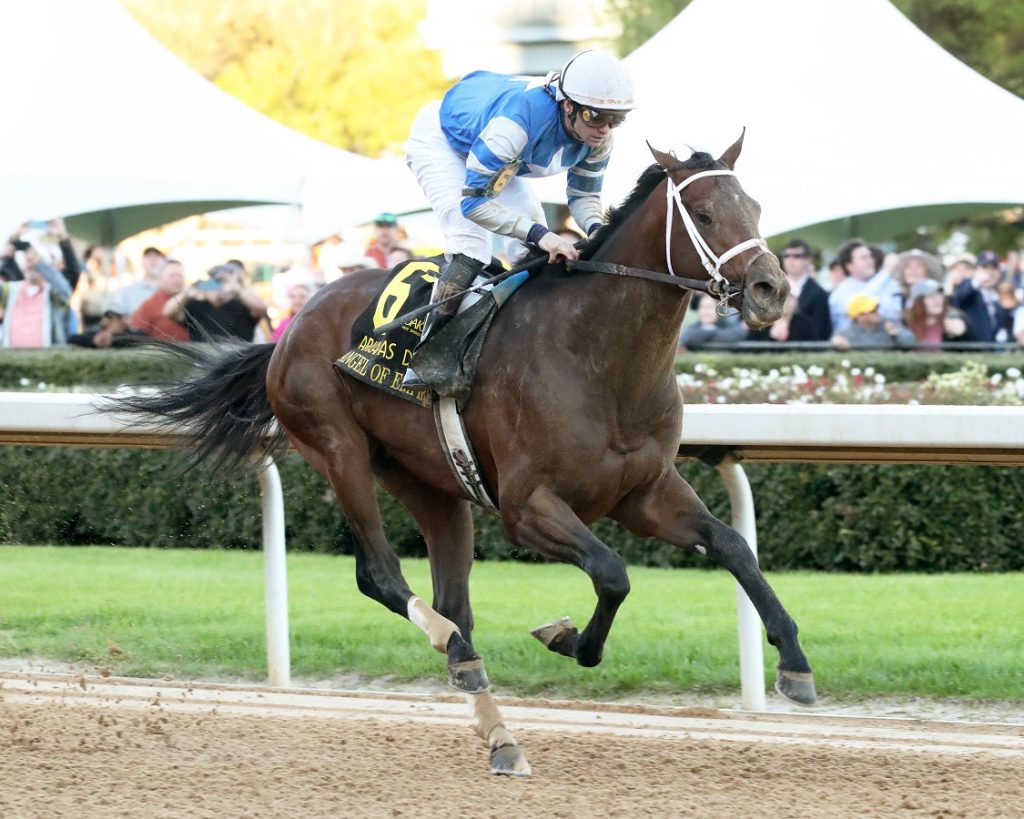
1,545,1021,702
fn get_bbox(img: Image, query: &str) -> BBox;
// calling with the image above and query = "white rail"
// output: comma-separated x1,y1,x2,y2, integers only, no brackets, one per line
2,393,1022,709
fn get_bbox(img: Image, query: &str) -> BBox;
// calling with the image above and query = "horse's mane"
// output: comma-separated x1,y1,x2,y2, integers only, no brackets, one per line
518,151,718,266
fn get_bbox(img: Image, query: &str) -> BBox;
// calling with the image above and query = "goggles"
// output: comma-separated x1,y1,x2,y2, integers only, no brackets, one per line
577,105,628,128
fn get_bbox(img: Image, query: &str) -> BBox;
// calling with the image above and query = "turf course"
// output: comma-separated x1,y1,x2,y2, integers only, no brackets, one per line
1,545,1020,702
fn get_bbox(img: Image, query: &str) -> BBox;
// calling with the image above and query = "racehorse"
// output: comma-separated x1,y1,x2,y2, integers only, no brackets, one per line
111,134,815,777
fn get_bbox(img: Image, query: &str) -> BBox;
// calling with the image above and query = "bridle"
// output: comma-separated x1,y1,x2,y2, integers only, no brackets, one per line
570,164,770,315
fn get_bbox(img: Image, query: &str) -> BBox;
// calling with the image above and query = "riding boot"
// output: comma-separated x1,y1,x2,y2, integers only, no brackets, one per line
403,254,484,388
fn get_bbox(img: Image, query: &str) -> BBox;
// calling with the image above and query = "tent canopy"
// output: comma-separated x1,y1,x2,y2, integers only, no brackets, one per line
0,0,425,245
536,0,1024,245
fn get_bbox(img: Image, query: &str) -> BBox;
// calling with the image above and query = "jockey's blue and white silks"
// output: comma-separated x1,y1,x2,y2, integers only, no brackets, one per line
440,72,610,234
406,71,612,264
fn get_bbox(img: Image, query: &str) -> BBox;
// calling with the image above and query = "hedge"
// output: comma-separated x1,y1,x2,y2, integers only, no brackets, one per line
2,347,1022,572
1,446,1021,573
1,347,1021,391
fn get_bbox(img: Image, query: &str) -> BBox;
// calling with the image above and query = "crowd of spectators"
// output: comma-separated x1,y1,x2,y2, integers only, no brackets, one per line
679,237,1024,352
0,212,418,350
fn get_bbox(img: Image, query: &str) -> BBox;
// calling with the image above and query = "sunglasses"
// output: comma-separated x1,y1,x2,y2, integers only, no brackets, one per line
782,252,809,259
578,106,627,128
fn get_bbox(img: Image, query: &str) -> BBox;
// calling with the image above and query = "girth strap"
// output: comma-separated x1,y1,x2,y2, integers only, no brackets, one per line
566,259,741,299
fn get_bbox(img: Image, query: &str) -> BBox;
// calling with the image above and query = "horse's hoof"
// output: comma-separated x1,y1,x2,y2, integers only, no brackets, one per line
530,616,578,659
775,669,817,706
490,744,531,777
448,659,489,694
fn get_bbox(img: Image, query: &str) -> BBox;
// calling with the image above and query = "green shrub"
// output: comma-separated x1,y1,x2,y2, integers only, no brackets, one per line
2,446,1021,573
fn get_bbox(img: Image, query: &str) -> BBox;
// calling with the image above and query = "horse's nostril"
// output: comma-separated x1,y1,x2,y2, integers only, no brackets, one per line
751,280,775,301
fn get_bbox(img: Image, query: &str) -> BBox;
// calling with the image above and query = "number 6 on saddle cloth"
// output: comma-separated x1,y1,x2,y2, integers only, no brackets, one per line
334,255,530,410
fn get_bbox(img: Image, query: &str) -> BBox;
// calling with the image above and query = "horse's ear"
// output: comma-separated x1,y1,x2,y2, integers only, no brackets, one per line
718,129,746,170
647,141,680,170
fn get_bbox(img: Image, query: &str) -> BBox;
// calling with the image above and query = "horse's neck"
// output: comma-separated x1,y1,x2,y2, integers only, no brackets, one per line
572,241,690,391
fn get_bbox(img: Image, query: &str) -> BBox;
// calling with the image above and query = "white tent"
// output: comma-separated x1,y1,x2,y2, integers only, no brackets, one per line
538,0,1024,245
0,0,426,245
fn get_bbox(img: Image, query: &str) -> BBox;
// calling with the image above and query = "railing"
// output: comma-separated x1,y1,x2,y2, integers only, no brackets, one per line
2,393,1022,710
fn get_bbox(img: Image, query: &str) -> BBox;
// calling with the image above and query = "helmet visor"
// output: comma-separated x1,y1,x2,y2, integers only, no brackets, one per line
578,105,628,128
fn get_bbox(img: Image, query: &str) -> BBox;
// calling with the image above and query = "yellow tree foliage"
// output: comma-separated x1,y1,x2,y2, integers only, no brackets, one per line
121,0,451,156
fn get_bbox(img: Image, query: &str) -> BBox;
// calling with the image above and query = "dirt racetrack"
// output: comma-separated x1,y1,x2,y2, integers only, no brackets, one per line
2,672,1023,819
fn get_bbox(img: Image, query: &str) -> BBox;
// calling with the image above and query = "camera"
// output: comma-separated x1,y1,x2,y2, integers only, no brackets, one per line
196,280,223,292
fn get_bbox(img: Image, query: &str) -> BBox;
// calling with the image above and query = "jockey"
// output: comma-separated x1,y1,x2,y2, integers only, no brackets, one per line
403,49,634,387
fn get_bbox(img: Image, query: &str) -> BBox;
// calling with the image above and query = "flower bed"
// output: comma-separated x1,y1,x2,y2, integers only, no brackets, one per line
678,360,1024,405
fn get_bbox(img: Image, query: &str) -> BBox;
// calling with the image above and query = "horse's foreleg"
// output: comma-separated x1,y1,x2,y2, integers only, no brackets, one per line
376,462,530,776
614,469,816,705
508,487,630,668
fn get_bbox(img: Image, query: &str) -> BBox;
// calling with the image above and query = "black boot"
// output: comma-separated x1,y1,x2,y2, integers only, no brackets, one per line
403,254,484,388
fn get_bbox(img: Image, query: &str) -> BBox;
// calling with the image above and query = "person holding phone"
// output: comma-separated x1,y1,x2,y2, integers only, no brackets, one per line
163,262,268,341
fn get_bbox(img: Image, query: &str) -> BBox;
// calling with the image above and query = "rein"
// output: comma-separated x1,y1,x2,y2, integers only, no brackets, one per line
573,165,768,313
566,259,739,298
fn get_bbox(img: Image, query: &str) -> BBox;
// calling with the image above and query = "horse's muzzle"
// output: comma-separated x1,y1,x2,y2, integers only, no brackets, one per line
741,268,791,330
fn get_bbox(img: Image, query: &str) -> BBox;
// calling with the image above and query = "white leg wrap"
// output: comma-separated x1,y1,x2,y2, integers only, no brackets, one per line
466,691,515,749
407,596,460,653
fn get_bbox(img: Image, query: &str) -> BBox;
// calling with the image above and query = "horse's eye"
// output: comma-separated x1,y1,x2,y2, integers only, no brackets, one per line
695,210,712,226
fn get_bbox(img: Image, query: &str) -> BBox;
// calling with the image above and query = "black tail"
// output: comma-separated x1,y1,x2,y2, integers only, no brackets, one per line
102,341,287,475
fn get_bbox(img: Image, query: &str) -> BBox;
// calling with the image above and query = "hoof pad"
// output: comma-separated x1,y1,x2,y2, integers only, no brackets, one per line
775,669,817,706
490,744,531,777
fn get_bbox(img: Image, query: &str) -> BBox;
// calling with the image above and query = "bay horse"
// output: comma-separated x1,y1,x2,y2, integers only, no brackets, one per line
111,134,815,777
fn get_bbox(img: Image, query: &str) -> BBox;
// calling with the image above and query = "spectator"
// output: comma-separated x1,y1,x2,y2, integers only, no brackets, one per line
831,293,915,350
943,253,976,294
828,239,901,334
679,295,748,351
824,258,845,292
0,246,73,347
68,309,147,348
750,239,831,341
887,249,942,317
950,250,1012,342
319,242,374,283
364,213,402,268
75,245,116,330
109,246,166,317
164,263,269,342
271,283,312,341
129,259,189,341
387,246,415,268
904,279,974,346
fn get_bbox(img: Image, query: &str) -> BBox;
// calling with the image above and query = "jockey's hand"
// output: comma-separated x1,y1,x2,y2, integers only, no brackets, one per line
537,232,580,264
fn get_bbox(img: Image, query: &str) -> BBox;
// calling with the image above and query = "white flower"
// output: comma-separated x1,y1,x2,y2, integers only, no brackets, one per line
1006,367,1021,379
807,365,824,377
19,378,30,386
841,359,851,369
874,374,886,384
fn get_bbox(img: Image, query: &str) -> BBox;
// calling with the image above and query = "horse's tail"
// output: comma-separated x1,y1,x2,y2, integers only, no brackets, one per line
104,341,287,476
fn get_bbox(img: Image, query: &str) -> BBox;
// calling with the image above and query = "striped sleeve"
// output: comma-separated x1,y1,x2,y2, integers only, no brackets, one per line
461,115,534,239
567,135,613,234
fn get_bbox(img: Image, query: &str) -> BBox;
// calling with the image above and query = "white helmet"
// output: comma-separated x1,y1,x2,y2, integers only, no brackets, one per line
558,50,635,111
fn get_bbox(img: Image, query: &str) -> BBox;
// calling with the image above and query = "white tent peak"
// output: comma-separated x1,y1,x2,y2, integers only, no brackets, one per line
540,0,1024,244
1,0,425,244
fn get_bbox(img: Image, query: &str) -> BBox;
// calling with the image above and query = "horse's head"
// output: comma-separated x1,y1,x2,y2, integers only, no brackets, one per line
649,133,789,329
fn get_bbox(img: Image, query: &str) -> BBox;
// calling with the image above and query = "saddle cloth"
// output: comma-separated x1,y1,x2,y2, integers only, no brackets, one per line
334,255,528,409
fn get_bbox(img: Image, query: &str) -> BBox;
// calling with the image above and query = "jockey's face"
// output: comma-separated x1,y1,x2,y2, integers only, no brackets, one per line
561,100,613,148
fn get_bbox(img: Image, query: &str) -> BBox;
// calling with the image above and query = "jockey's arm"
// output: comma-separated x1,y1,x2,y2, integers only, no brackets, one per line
566,136,612,237
461,117,547,245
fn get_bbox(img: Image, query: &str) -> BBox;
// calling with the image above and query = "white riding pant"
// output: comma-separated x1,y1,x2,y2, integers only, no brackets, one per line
406,101,545,265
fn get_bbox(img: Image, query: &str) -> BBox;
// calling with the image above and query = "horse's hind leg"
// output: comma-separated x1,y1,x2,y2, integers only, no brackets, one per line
613,469,816,705
375,460,530,777
506,487,631,669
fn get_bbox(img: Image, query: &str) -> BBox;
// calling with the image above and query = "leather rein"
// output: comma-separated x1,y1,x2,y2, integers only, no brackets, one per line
567,165,768,313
